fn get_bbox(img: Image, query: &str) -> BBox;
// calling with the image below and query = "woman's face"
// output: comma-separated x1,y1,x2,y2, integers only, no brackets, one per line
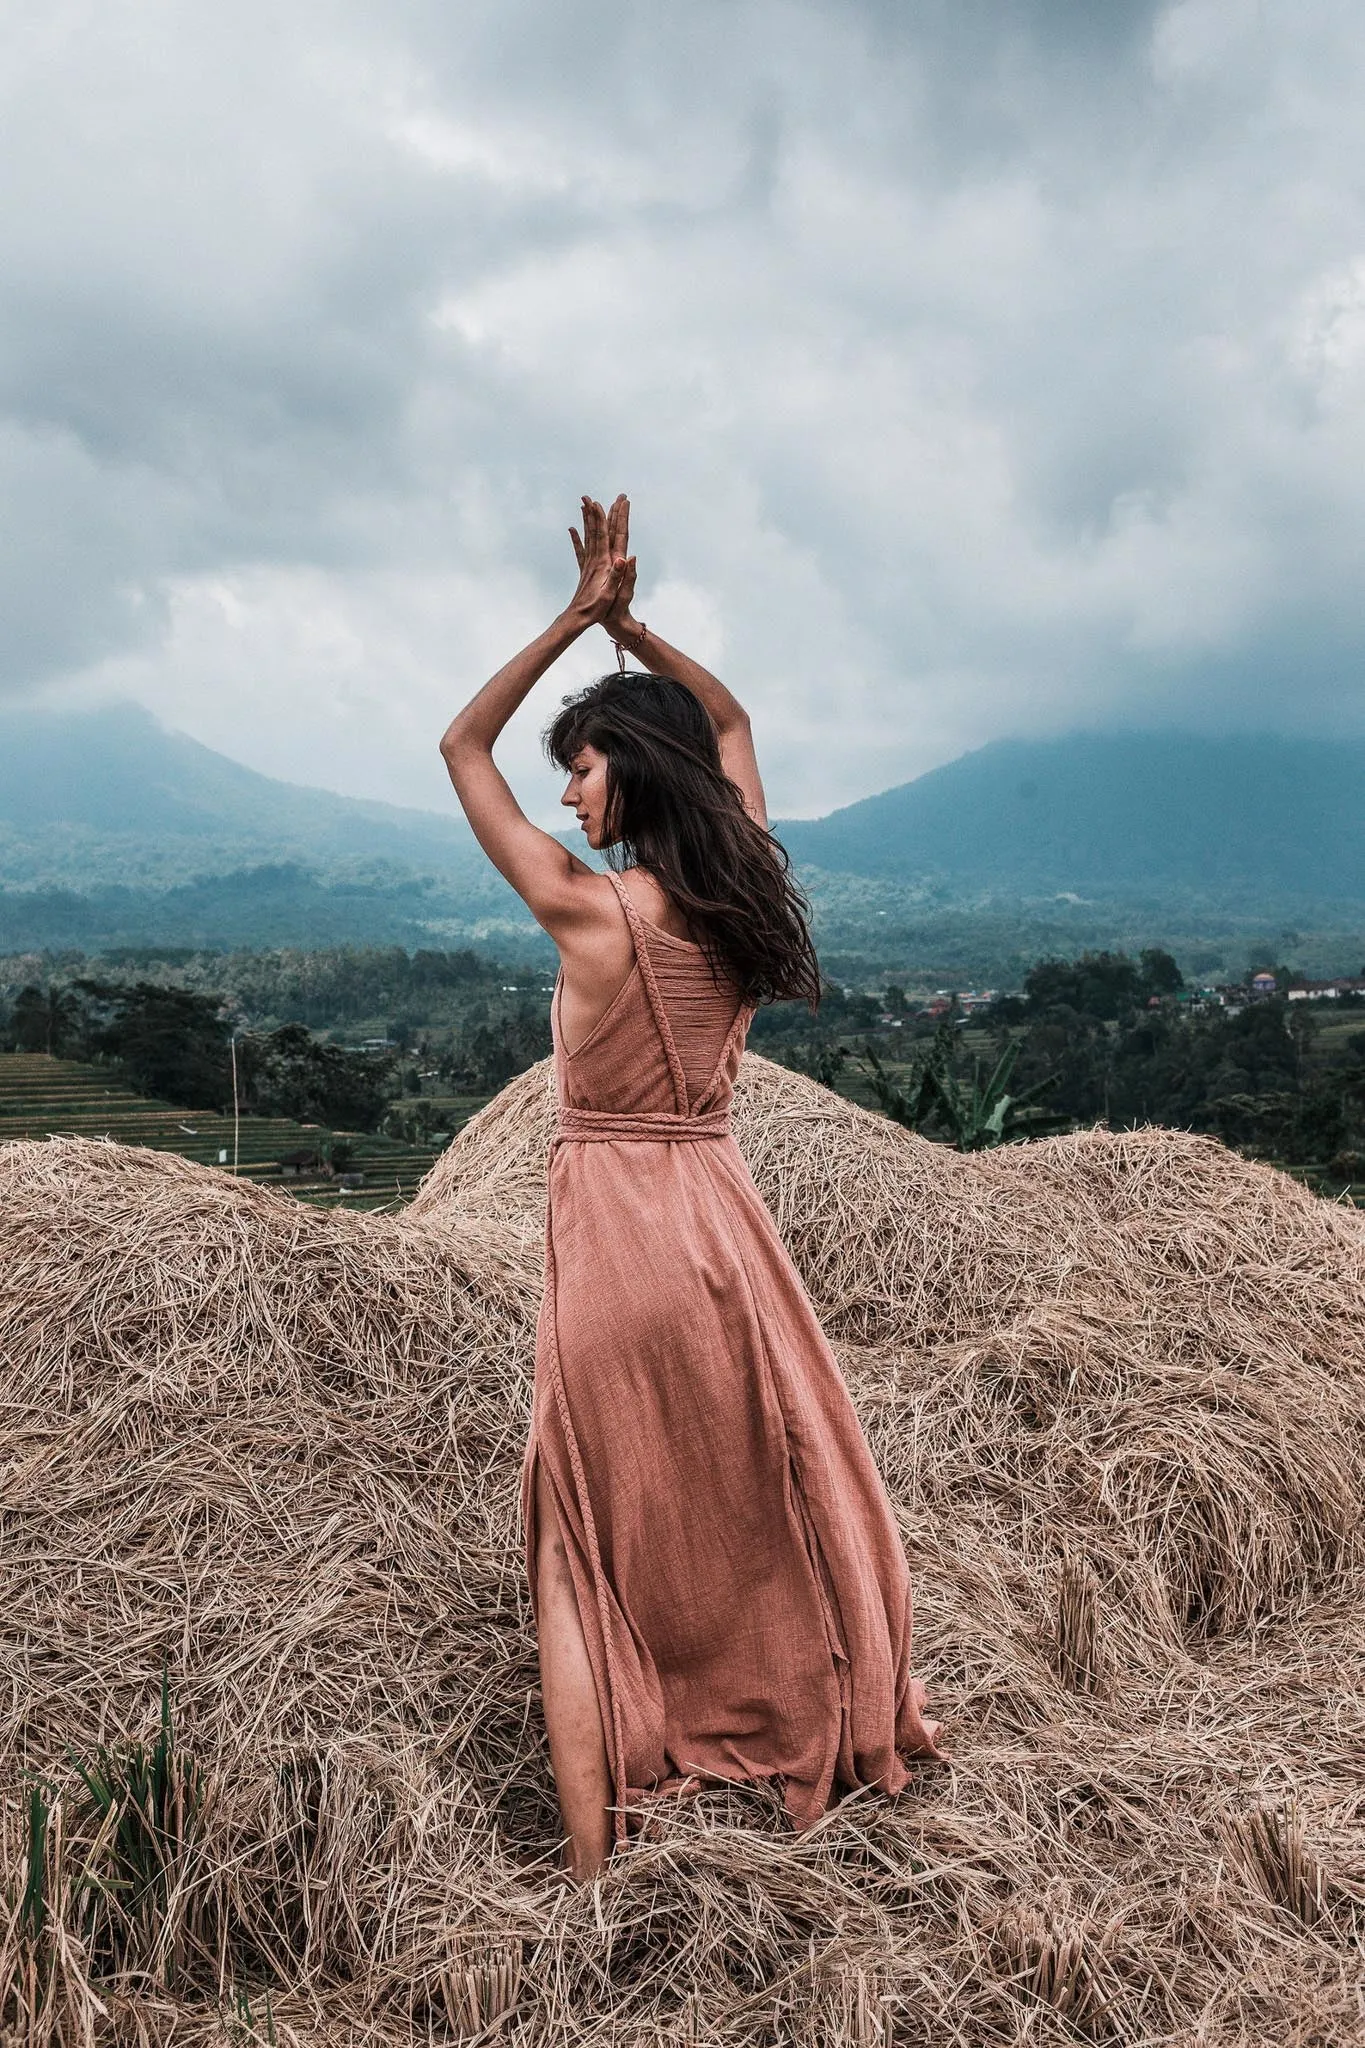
561,743,612,851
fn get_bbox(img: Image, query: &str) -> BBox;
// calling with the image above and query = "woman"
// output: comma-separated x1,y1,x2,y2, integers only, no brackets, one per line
440,496,944,1881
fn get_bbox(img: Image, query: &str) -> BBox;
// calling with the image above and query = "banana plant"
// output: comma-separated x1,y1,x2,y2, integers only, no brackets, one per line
863,1023,1067,1150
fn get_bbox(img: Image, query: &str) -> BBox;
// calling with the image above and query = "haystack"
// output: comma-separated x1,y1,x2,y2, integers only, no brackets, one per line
1,1053,1362,2046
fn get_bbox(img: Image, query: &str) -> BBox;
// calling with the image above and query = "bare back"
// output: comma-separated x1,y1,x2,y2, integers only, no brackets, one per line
556,867,698,1059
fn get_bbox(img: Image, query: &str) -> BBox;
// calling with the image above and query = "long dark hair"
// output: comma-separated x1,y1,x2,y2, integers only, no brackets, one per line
545,672,820,1008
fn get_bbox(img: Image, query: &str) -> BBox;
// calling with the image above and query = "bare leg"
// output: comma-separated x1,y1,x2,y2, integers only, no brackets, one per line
533,1461,612,1881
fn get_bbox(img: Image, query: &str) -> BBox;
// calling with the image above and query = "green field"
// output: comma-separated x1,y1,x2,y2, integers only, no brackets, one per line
0,1053,489,1210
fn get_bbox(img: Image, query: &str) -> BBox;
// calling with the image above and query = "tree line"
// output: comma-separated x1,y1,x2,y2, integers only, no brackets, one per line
997,951,1365,1174
8,942,1365,1178
760,947,1365,1179
0,944,557,1116
2,980,396,1130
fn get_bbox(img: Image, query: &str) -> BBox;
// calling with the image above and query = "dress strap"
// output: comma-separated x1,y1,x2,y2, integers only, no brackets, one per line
604,870,691,1115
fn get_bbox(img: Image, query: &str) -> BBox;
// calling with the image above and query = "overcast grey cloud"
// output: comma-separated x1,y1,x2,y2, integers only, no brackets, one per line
3,0,1365,820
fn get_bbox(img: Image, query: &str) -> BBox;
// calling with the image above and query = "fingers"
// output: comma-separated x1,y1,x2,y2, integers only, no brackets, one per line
577,496,632,572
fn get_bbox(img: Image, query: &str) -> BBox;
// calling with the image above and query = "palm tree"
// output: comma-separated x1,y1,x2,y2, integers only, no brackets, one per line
12,983,84,1057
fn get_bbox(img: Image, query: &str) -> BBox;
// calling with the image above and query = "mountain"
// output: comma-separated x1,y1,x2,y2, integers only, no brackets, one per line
0,701,495,885
0,703,542,954
4,707,1365,963
773,733,1365,899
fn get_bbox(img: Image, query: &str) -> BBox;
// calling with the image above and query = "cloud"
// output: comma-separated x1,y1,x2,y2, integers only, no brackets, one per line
3,0,1365,818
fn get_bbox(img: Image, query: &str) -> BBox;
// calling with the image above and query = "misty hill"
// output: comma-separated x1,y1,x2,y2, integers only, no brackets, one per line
0,703,542,954
4,707,1365,966
0,702,495,887
774,733,1365,899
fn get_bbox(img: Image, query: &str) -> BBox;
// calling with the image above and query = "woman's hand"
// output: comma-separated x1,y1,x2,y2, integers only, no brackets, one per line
604,554,640,642
572,494,642,645
566,495,630,627
603,495,640,640
572,495,767,821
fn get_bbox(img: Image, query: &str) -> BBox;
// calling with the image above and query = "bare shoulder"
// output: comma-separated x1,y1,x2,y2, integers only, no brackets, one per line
552,865,630,939
554,869,637,1001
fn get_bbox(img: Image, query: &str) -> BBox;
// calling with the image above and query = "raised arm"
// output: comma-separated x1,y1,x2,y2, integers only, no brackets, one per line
591,500,767,828
438,497,628,935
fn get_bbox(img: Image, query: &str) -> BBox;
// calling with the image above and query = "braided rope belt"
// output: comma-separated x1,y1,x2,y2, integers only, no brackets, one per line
555,1106,732,1143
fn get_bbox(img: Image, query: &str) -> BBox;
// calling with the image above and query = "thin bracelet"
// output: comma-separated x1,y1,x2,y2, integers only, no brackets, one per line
614,621,647,674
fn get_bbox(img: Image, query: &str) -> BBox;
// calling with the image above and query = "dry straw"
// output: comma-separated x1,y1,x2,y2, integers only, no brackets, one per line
2,1052,1363,2045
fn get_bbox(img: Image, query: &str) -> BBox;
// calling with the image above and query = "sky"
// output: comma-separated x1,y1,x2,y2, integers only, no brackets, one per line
4,0,1365,822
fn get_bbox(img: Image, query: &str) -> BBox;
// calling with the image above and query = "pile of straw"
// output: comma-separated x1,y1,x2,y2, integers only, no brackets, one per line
2,1054,1362,2045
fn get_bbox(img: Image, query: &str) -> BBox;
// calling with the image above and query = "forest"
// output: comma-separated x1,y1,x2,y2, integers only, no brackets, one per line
0,946,554,1131
754,948,1365,1185
4,940,1365,1186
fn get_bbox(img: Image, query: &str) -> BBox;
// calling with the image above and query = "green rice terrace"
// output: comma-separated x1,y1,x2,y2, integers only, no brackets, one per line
0,1053,488,1210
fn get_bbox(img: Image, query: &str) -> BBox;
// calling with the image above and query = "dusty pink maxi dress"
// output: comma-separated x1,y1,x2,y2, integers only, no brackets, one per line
524,871,939,1835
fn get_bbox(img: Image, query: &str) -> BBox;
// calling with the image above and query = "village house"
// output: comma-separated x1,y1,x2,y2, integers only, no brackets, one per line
1287,976,1365,1002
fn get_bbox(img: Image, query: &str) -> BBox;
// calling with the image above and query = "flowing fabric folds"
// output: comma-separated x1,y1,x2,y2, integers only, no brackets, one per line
523,871,940,1835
